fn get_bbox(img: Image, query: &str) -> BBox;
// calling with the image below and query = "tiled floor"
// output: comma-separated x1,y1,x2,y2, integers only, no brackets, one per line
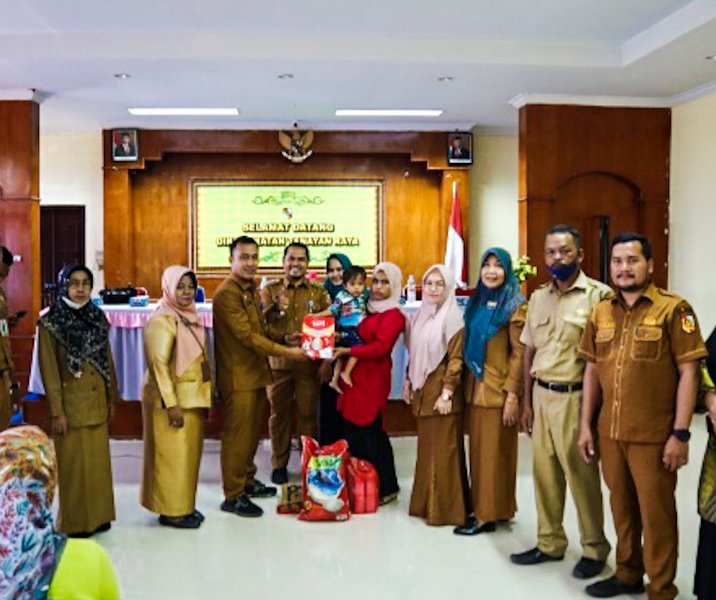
95,418,709,599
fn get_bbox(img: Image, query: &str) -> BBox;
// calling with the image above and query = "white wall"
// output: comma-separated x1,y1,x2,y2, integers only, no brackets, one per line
670,89,716,335
39,132,105,290
468,133,519,286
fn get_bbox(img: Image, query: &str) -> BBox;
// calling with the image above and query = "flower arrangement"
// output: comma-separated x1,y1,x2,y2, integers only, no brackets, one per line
512,255,537,283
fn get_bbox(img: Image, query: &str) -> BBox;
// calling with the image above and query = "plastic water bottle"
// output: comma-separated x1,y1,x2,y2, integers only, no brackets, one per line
260,276,268,291
407,274,417,304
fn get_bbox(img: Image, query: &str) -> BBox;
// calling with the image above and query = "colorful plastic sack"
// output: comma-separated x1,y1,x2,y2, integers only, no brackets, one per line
298,436,350,521
347,457,379,514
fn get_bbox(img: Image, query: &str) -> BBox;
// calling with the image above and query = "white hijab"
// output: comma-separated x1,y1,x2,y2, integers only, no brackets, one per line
406,264,464,391
367,262,403,314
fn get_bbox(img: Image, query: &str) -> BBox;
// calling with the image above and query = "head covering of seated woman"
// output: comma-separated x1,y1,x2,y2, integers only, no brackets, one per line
0,425,66,599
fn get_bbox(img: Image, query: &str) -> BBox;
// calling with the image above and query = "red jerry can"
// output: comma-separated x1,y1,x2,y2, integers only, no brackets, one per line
347,457,379,514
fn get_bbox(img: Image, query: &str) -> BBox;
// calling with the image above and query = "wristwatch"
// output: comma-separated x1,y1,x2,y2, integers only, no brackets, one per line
671,428,691,443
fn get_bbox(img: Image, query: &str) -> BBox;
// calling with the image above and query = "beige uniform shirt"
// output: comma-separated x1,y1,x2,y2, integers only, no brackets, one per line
410,330,464,417
261,277,331,371
520,270,612,382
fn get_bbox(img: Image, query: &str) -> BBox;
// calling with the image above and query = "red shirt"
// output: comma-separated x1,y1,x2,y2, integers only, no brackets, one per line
338,308,405,426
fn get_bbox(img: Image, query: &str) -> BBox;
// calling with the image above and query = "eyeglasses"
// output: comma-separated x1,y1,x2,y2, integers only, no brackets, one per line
68,279,92,289
424,280,446,289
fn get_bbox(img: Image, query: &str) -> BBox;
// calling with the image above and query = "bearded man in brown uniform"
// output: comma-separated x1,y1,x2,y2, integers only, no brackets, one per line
214,236,304,518
261,243,331,484
578,233,707,599
0,246,20,430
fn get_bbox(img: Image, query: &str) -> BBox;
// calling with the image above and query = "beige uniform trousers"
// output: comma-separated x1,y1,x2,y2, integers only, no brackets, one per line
220,388,268,500
267,368,319,470
0,383,12,431
532,384,611,560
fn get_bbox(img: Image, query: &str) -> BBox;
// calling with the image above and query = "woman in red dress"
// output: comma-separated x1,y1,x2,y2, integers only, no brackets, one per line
335,261,405,505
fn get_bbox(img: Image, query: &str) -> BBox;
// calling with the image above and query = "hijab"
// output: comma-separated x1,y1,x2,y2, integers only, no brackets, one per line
464,248,525,379
367,262,403,314
406,264,464,391
152,266,205,378
39,265,111,382
324,253,352,301
0,426,66,599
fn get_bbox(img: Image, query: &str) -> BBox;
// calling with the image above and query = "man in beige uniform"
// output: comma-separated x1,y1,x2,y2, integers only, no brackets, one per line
214,236,304,517
0,246,19,430
261,243,331,484
511,225,612,580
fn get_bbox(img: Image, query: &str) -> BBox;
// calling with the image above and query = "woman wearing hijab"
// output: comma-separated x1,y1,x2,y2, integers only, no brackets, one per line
404,264,470,526
335,261,405,505
694,327,716,598
318,253,353,445
455,247,526,535
141,266,211,529
38,264,118,537
0,425,120,599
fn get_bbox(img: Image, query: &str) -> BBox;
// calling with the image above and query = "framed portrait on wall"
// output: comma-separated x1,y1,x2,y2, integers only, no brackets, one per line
112,129,139,161
447,132,472,165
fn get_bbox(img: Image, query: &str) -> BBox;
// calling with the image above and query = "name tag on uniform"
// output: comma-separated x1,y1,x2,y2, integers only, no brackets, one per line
0,319,8,337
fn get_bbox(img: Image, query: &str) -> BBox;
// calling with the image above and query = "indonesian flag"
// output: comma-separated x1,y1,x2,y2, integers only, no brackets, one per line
444,181,467,288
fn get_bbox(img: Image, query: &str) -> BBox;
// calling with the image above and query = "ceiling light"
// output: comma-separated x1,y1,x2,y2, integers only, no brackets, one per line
127,107,240,116
707,55,716,61
278,73,294,79
438,76,453,82
335,109,443,117
114,73,131,79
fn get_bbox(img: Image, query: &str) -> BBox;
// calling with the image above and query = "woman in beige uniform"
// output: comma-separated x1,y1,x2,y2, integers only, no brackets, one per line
141,265,212,529
404,264,470,526
455,247,526,535
38,264,118,537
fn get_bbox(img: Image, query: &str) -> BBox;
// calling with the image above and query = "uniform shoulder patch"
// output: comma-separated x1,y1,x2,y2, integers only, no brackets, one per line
680,311,696,334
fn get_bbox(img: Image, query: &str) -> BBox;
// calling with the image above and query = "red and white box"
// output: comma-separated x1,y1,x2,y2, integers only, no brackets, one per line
301,315,335,359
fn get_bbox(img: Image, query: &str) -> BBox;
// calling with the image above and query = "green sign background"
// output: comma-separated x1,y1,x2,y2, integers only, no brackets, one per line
193,182,382,271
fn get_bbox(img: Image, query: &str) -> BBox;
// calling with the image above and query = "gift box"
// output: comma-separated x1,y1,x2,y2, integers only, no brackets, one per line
301,315,335,359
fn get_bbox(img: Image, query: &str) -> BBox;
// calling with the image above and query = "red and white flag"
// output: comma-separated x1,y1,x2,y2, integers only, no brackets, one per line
444,181,467,288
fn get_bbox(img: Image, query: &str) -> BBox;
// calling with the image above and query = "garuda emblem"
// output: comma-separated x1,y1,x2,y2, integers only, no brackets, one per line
279,129,314,163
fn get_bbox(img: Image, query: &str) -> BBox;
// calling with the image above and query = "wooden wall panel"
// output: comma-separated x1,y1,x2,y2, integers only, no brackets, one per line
105,130,468,297
0,101,41,391
519,105,670,294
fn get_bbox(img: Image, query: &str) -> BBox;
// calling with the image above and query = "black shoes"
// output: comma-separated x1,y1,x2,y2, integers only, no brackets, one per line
453,516,496,536
158,514,202,529
510,547,564,565
94,522,112,534
245,479,277,498
271,468,288,485
585,575,645,598
220,493,263,518
572,557,606,580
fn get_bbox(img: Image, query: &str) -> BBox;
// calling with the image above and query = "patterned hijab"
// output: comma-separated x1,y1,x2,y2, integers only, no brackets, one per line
367,262,403,314
464,248,524,379
406,265,464,391
324,253,352,301
0,426,66,599
152,266,205,378
39,265,111,382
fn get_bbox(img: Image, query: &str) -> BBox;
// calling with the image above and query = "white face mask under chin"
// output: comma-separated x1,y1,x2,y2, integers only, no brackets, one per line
62,296,90,310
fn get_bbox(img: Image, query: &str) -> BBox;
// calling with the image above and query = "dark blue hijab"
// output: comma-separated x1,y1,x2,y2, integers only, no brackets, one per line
323,253,352,301
464,248,524,379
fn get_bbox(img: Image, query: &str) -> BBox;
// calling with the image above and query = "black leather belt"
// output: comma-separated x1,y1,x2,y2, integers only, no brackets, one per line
536,379,583,393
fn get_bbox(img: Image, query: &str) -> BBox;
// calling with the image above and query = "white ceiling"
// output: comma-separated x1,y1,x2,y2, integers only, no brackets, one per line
1,0,716,133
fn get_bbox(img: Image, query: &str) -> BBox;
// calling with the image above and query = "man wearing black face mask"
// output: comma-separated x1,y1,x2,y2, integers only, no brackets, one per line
510,225,612,582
